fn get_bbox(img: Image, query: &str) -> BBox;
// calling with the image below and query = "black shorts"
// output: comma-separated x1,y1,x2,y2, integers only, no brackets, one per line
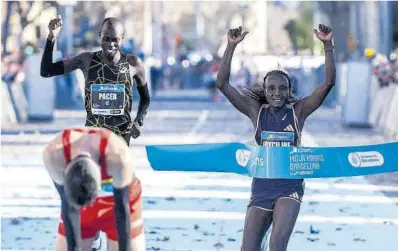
248,178,305,211
121,132,131,146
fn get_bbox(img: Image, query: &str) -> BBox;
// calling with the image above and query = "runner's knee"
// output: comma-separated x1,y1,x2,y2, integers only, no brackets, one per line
269,233,289,251
241,206,273,251
106,232,145,251
132,232,145,251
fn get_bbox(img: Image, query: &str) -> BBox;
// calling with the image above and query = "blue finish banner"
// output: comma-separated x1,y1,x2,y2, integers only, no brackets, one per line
145,142,398,179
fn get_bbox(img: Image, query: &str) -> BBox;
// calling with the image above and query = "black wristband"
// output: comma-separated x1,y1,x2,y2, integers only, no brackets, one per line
324,46,334,52
323,41,334,52
135,84,150,126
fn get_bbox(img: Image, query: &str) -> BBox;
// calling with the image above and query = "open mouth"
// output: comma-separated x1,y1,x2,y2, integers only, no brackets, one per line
273,98,283,103
106,48,116,54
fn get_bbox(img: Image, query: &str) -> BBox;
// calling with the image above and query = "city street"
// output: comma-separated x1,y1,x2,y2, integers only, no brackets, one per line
1,100,398,251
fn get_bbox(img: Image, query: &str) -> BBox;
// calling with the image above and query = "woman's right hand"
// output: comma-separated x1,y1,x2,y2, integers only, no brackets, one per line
227,26,249,46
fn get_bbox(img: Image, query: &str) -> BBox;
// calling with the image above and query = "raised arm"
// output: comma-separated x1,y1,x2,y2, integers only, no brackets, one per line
216,27,258,119
40,15,91,78
296,24,336,121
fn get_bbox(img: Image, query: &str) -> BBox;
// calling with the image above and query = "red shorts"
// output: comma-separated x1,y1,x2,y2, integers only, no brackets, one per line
58,179,143,241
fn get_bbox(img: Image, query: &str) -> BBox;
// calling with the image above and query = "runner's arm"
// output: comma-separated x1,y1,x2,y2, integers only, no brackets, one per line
40,38,92,78
106,134,135,251
295,41,336,120
216,44,257,119
128,55,150,126
42,144,81,251
113,185,131,251
54,182,82,251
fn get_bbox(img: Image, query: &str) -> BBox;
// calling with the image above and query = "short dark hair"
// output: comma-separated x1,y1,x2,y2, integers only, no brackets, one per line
101,17,123,28
64,155,99,207
263,70,291,87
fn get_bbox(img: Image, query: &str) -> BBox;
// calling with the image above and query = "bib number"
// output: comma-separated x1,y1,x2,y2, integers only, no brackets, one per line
91,84,125,115
261,131,294,147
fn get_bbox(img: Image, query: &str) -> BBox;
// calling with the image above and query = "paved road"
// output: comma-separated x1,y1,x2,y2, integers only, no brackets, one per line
1,101,398,251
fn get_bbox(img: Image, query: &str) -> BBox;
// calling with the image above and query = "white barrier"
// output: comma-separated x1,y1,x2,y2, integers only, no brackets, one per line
383,85,398,140
1,83,17,126
336,63,348,107
369,81,396,132
369,75,398,141
25,53,55,120
341,61,373,126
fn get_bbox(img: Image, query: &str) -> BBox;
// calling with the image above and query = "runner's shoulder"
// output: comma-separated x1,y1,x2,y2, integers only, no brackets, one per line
66,51,96,70
77,51,95,64
43,130,66,159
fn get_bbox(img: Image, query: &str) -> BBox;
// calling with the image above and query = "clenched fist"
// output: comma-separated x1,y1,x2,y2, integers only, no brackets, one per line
313,24,332,42
48,15,63,40
227,26,249,46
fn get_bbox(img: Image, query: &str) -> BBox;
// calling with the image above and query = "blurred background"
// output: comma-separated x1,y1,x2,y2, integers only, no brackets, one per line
1,0,398,134
2,2,398,250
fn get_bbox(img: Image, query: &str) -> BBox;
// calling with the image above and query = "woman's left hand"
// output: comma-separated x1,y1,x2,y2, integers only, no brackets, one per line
313,24,332,42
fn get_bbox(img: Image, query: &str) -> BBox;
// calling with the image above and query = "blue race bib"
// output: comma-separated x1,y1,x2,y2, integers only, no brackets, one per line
261,131,294,147
91,84,125,115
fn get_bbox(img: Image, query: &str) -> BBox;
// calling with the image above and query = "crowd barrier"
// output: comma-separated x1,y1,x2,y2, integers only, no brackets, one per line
341,61,373,126
25,53,55,120
336,60,397,141
369,77,398,141
1,82,17,126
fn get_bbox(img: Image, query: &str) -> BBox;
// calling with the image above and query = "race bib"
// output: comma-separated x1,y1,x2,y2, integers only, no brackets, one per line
91,84,125,115
261,131,294,147
97,179,114,197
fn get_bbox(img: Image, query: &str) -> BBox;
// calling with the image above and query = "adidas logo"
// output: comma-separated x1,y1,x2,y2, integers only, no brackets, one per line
284,124,294,132
289,192,301,201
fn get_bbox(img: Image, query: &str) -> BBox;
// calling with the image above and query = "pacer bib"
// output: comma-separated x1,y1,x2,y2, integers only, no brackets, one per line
261,131,295,147
91,84,125,115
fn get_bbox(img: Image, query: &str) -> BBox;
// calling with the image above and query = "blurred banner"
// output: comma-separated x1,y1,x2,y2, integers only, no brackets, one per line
146,142,398,179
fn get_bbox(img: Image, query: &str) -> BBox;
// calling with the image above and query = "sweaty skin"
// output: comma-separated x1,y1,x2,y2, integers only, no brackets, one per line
43,128,143,251
216,41,336,131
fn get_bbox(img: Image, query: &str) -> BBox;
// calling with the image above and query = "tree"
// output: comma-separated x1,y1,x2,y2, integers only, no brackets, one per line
284,20,298,53
284,2,314,54
2,2,13,54
2,1,58,54
391,2,398,50
316,1,350,62
189,1,247,53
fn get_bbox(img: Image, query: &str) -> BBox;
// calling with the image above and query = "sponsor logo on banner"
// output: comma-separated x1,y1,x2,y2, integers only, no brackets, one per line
348,151,384,168
236,149,251,167
289,147,313,154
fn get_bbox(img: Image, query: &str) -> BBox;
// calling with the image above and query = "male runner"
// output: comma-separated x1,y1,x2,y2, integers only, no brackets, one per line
41,15,150,144
43,127,144,251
